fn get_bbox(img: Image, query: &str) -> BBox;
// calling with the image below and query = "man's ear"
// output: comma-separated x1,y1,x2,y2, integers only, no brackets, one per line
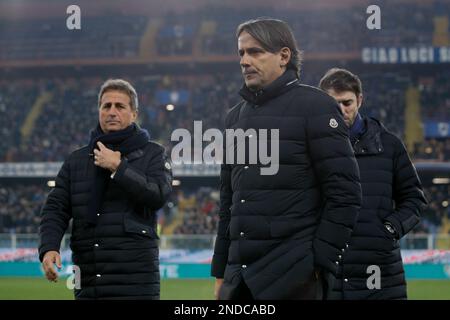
279,47,291,68
357,94,363,109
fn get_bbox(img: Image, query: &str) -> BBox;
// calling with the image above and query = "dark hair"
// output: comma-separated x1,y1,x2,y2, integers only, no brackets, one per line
319,68,363,96
98,79,139,111
236,17,302,77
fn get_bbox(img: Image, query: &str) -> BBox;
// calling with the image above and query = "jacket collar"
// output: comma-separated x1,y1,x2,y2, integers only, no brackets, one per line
239,69,299,105
353,117,385,156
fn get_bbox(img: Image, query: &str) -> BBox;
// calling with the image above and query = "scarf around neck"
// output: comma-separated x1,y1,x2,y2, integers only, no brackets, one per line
86,122,150,224
349,113,366,145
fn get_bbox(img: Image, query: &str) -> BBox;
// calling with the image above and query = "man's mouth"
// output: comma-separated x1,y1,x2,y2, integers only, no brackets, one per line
244,72,257,78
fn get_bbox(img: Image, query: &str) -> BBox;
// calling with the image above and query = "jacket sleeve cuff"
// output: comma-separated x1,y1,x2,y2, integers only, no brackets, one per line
111,158,128,181
384,214,403,239
312,238,342,275
211,253,228,278
38,246,60,262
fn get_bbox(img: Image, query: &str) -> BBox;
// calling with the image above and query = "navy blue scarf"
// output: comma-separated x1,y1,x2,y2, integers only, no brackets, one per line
349,113,366,145
87,123,150,224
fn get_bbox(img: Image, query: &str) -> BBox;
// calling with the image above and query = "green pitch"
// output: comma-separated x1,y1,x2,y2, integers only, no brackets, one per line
0,278,449,300
0,277,216,300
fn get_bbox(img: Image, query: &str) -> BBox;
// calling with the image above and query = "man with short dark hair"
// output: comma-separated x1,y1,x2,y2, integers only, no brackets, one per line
39,79,172,299
211,18,362,300
319,68,427,299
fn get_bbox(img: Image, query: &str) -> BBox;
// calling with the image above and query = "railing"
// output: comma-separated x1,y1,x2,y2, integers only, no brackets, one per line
0,233,449,251
399,233,450,250
0,233,217,251
159,234,217,250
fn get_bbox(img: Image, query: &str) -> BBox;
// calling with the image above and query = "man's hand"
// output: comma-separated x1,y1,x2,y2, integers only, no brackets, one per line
214,278,224,300
93,141,121,172
42,251,62,282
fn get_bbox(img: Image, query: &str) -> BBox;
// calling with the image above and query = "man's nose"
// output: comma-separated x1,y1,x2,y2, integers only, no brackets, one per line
107,106,119,116
240,54,250,68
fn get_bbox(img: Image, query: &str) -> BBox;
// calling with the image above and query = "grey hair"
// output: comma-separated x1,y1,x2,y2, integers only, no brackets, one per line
98,79,139,111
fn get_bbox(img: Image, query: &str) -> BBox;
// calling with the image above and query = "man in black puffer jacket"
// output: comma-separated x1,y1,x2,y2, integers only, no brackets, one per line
319,68,427,300
212,18,362,300
39,79,172,300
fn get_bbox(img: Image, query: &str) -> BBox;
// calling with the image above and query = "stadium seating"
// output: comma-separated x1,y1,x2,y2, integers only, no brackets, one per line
0,15,148,60
2,70,450,162
1,2,447,61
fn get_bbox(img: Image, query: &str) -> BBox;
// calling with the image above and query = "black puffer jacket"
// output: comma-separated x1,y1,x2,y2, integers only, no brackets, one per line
39,140,172,300
330,117,427,300
211,70,362,299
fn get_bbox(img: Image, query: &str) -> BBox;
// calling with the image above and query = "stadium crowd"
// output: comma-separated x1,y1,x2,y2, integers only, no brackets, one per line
0,184,47,234
2,70,450,162
0,73,241,162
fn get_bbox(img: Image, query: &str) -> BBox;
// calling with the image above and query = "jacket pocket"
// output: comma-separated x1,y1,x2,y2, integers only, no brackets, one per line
123,214,159,239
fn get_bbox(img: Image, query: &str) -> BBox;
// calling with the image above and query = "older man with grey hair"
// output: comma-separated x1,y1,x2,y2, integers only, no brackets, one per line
39,79,172,299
